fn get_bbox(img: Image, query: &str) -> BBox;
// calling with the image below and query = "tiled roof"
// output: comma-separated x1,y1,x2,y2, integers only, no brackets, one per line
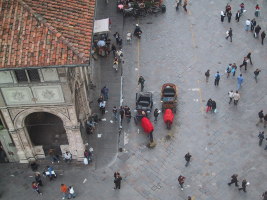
0,0,95,69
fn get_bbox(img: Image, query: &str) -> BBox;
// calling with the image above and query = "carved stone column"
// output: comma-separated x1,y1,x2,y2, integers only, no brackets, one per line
65,125,85,161
9,129,35,163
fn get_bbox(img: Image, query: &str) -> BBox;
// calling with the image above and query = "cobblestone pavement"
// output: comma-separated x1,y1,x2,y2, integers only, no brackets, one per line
1,0,267,200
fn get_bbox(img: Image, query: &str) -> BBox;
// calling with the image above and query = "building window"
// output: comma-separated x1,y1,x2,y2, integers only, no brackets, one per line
14,70,28,82
14,69,40,83
27,69,40,82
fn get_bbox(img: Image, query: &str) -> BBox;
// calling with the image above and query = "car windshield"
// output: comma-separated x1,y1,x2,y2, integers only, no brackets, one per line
163,87,175,97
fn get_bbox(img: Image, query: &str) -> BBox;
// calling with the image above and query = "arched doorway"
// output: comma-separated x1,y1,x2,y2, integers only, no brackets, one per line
25,112,68,155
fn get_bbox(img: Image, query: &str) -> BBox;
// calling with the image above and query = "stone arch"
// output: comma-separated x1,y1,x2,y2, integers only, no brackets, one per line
14,107,72,130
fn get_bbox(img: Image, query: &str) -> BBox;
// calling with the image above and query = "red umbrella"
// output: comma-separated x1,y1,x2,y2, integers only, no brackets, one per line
163,109,174,124
141,117,154,134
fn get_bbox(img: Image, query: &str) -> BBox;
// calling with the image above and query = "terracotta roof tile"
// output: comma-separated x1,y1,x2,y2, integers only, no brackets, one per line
0,0,95,69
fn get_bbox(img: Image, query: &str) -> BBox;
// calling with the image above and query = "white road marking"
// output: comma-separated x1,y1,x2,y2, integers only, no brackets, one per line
83,178,87,183
97,134,102,138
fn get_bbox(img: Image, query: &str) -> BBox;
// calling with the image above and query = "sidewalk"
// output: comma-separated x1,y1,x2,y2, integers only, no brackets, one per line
87,0,125,169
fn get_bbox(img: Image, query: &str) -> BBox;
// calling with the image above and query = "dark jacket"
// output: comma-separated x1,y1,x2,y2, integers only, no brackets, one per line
259,111,264,118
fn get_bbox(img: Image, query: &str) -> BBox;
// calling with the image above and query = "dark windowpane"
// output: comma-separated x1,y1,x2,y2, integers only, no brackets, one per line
27,69,40,82
14,70,27,82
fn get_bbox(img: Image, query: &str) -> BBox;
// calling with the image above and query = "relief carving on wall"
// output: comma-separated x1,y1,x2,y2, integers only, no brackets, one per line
1,87,33,105
32,85,64,103
42,89,55,100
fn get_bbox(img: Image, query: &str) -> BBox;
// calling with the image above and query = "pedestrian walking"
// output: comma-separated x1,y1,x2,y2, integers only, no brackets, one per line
225,28,232,42
119,106,125,123
205,69,210,82
220,10,225,22
254,25,261,38
111,44,116,57
256,110,264,125
138,76,145,91
226,64,232,78
254,69,261,83
99,101,106,115
237,74,244,90
233,91,240,105
113,106,118,121
114,174,122,189
125,109,131,123
184,152,192,167
250,19,256,31
255,4,260,17
228,90,234,104
84,149,92,163
231,63,237,76
101,86,109,100
261,31,266,45
228,174,239,187
227,11,232,23
214,71,221,86
32,182,42,195
235,10,240,22
264,114,267,128
239,57,248,70
60,184,69,199
238,179,248,192
240,3,245,15
178,175,186,190
176,0,182,10
35,172,43,186
245,19,251,31
183,0,188,12
211,100,217,113
262,191,267,200
258,131,264,146
154,108,159,121
206,98,213,113
113,32,120,45
68,186,77,199
246,52,252,65
225,3,231,14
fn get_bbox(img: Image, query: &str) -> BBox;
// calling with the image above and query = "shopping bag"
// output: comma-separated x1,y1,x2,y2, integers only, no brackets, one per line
83,158,88,165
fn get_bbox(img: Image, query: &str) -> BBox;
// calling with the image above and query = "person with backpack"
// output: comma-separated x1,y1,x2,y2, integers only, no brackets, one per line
226,64,232,78
214,71,221,86
178,175,186,190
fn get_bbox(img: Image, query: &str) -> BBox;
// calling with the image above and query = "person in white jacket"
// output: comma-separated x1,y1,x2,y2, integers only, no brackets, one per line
68,186,76,199
233,91,240,105
228,90,234,104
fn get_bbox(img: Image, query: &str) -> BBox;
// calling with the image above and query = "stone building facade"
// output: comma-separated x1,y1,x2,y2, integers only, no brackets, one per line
0,0,95,163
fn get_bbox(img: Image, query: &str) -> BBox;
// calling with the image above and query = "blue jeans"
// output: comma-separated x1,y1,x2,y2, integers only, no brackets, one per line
68,193,77,198
245,25,249,31
237,83,242,90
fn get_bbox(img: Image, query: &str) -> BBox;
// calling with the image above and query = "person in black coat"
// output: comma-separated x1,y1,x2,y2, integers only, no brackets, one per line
211,101,216,113
227,11,232,23
235,10,240,22
250,19,256,31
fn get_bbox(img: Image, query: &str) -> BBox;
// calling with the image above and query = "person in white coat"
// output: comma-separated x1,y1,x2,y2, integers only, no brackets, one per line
68,186,76,199
233,91,240,105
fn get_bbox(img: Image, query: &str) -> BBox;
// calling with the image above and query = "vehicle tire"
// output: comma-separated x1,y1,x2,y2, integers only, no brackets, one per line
167,121,171,130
